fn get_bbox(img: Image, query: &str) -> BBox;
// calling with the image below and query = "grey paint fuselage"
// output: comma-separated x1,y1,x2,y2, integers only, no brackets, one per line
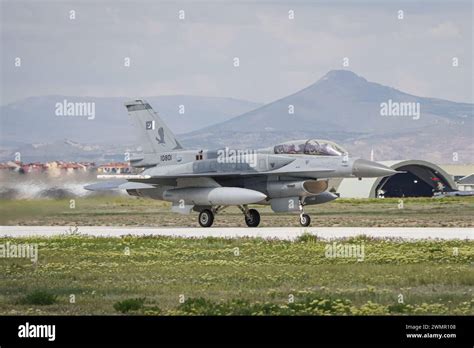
130,148,356,205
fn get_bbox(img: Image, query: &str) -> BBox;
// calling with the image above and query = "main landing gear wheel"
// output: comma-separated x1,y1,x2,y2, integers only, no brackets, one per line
299,213,311,227
199,209,214,227
245,209,260,227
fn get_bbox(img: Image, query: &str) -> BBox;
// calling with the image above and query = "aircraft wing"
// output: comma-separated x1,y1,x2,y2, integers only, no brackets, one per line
84,168,336,191
145,168,336,179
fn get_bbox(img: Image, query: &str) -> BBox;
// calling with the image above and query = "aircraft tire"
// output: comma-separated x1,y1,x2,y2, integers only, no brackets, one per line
299,213,311,227
245,209,260,227
199,209,214,227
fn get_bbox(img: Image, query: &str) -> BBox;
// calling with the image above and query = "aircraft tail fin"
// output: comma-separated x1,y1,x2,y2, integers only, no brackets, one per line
125,99,183,154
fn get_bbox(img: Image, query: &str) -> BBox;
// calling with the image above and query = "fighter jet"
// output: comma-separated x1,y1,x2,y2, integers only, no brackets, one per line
85,99,399,227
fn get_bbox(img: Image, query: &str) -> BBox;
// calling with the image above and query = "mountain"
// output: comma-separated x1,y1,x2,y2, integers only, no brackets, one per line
1,71,472,164
0,95,261,162
180,70,473,163
0,95,262,144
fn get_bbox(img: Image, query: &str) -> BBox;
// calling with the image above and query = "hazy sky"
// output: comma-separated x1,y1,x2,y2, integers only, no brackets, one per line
1,0,472,105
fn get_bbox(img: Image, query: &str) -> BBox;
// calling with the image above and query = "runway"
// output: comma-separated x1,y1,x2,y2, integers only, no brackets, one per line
0,226,472,240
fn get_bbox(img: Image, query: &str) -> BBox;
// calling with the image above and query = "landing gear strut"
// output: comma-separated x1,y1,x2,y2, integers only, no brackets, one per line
299,199,311,227
239,205,261,227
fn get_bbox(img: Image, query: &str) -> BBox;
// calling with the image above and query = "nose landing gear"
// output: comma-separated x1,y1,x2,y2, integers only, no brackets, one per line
298,199,311,227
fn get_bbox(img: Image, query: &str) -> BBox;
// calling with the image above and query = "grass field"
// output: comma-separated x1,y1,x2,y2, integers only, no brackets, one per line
0,235,472,315
1,196,473,227
1,196,472,315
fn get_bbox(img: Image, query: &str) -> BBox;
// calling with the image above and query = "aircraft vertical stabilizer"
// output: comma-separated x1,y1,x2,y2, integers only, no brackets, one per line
125,99,183,154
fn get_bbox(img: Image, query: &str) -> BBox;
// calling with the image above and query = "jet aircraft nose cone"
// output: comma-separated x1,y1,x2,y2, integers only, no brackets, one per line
352,159,399,178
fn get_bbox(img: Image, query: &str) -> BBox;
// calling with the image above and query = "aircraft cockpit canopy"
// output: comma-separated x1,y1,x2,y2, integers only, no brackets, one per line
273,139,347,156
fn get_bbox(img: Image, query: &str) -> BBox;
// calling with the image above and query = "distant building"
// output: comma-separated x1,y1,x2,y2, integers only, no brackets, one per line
457,174,474,191
335,159,457,198
97,162,131,174
0,161,21,172
0,161,97,176
438,164,474,183
60,162,88,174
21,162,46,174
44,161,62,176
